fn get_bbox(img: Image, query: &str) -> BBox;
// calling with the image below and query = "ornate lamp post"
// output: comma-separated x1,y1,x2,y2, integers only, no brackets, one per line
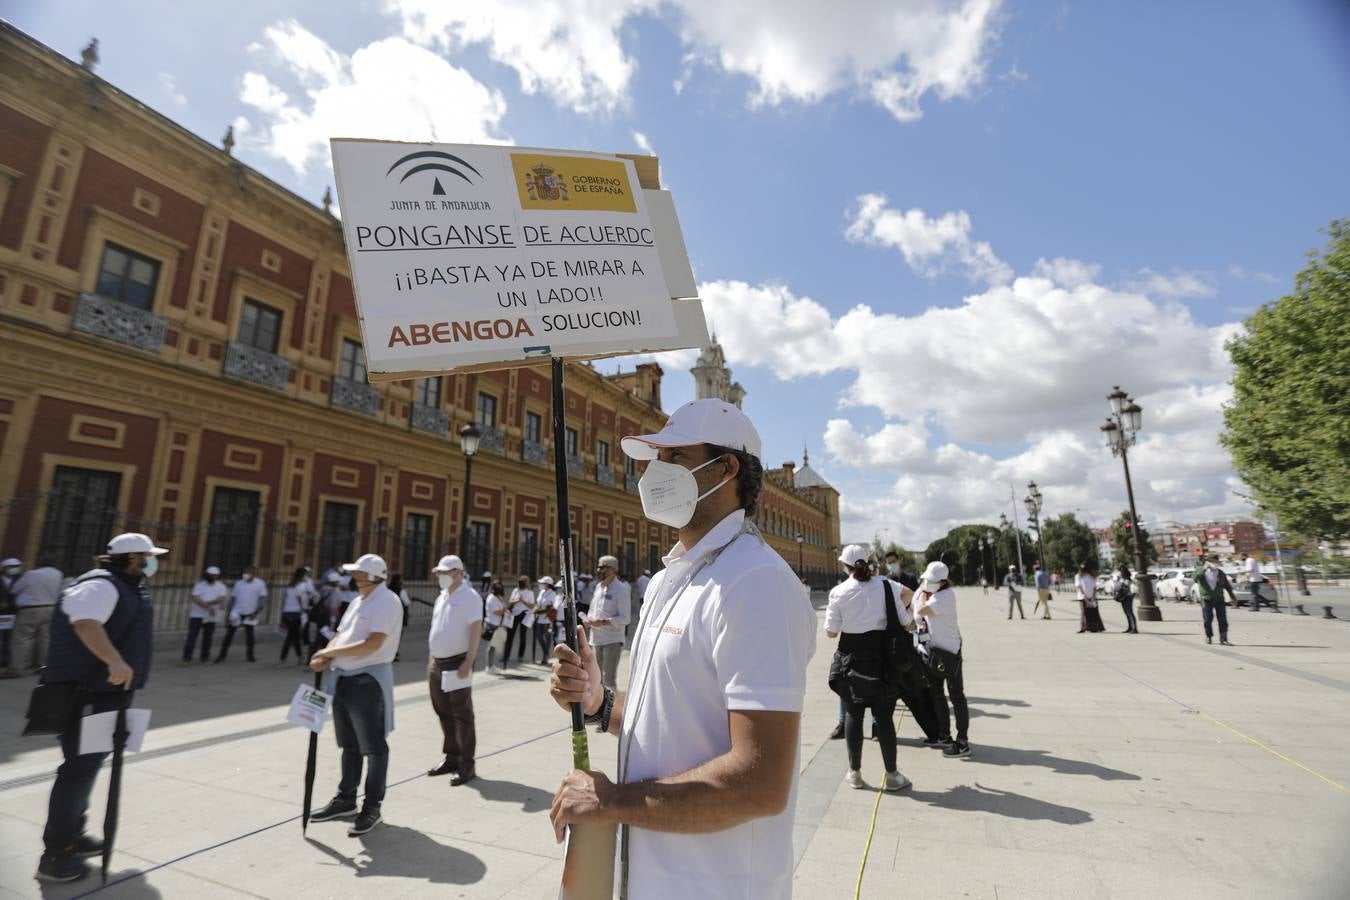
986,529,997,582
795,532,805,580
458,422,482,574
1024,480,1047,572
1100,386,1161,621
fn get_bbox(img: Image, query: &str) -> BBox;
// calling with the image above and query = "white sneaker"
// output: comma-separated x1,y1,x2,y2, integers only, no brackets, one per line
845,769,865,790
883,771,911,792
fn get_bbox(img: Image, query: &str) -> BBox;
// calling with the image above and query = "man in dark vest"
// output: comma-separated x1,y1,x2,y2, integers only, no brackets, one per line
35,532,165,883
1193,555,1237,646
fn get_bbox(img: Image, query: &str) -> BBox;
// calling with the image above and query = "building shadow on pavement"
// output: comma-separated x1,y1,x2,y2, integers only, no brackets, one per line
907,782,1092,824
465,776,554,813
307,826,487,884
965,745,1140,781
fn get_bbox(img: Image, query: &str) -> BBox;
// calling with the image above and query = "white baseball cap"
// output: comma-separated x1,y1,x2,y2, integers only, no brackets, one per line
482,571,492,578
205,565,221,576
597,555,619,570
325,572,341,583
621,399,762,461
433,554,464,573
1,557,21,568
538,575,555,586
1008,565,1017,571
922,561,950,583
342,553,388,580
838,544,871,567
106,533,169,556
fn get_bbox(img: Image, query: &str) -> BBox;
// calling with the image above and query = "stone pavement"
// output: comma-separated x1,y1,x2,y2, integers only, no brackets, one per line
1,590,1347,899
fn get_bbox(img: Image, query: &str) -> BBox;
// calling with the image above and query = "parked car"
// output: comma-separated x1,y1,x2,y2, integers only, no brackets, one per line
1155,570,1193,601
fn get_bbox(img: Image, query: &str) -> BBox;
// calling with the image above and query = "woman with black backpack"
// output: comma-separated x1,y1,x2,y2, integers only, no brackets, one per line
1113,564,1139,633
825,544,914,792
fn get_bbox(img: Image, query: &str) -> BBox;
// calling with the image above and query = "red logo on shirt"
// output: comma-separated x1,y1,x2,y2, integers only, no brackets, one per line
661,624,684,637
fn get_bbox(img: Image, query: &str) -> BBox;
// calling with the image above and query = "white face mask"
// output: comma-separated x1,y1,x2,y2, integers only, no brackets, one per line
143,556,159,579
637,456,730,529
923,579,942,592
437,573,455,590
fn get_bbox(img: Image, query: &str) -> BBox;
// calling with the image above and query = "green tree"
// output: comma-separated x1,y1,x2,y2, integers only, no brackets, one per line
1040,513,1099,576
924,524,1034,585
1111,510,1157,570
1221,220,1350,539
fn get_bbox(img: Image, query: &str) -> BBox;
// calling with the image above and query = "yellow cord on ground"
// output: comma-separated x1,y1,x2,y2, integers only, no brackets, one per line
1197,710,1349,794
854,710,905,899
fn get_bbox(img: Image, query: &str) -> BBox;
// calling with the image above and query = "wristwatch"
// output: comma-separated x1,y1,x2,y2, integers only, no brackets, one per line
585,686,615,732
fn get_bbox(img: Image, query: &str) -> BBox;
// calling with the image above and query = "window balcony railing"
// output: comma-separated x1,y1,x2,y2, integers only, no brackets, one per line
478,425,504,454
410,403,449,436
331,376,379,416
596,467,615,487
566,456,584,478
625,473,640,493
72,292,167,353
522,440,548,466
223,340,289,390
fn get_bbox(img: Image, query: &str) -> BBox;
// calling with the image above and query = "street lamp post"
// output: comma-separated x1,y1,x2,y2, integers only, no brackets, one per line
1024,481,1047,572
986,529,997,583
795,533,805,581
1100,386,1161,621
458,422,482,574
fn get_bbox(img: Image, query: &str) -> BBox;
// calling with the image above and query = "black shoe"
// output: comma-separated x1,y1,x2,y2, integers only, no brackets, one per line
427,759,457,777
72,835,103,857
924,735,953,747
1220,639,1232,646
1206,637,1212,644
309,797,358,822
450,770,477,786
36,852,89,883
348,808,382,836
943,740,971,758
828,722,845,740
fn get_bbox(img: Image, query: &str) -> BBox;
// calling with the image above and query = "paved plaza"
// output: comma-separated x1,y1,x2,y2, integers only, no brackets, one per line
1,590,1347,899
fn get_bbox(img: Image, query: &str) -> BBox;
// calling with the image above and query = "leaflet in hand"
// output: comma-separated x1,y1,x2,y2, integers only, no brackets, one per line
441,668,472,693
78,709,151,755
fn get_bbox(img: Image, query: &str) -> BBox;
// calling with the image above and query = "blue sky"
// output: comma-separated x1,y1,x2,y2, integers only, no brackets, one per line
10,1,1349,546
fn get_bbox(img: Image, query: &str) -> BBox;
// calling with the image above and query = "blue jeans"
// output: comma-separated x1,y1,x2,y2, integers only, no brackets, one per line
332,673,388,811
1118,599,1137,630
43,692,129,853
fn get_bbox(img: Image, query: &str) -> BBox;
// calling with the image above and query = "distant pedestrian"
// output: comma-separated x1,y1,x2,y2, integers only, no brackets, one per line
484,582,509,672
1113,565,1139,633
532,576,558,662
35,533,166,883
308,553,403,837
586,554,630,692
1193,556,1236,646
504,576,534,665
1032,564,1052,619
1003,565,1025,620
980,576,988,595
14,559,64,672
1052,571,1061,593
1074,565,1104,633
278,567,312,664
0,557,21,678
914,561,970,758
425,555,481,786
825,545,912,792
183,566,226,663
216,565,266,663
1240,553,1266,609
389,573,411,662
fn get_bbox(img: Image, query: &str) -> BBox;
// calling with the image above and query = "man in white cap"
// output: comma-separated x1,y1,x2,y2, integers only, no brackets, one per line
35,533,167,883
308,553,403,836
586,554,630,693
425,554,482,785
182,565,226,664
549,399,817,899
215,565,267,663
1002,564,1025,620
535,575,562,653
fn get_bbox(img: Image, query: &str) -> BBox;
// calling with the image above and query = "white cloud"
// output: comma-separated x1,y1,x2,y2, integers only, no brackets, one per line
1227,264,1280,285
845,193,1012,286
1124,268,1217,299
1031,256,1100,288
631,130,656,157
158,72,187,109
238,20,508,177
387,0,1003,122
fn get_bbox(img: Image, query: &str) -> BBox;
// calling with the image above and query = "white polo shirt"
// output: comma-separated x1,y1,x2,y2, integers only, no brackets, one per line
484,593,508,628
825,576,912,634
189,580,228,622
588,578,631,647
1244,557,1263,582
231,577,268,619
619,510,816,900
915,587,962,655
61,578,120,624
331,583,403,671
428,580,482,658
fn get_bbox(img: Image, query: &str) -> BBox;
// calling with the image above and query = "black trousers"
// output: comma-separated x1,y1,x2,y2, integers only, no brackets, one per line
845,698,897,772
43,691,129,853
279,613,304,660
1202,599,1229,639
502,615,528,661
182,619,215,661
896,669,942,741
926,648,969,742
215,623,255,661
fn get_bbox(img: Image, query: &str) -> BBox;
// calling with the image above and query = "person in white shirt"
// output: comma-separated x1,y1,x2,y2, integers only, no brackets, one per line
13,559,64,671
501,577,533,668
308,553,403,837
182,566,227,664
425,555,482,785
483,582,509,673
0,557,23,677
825,544,914,792
533,576,560,659
549,399,816,900
277,567,314,664
914,561,971,758
216,565,268,663
1073,564,1104,633
587,555,631,691
1240,553,1266,608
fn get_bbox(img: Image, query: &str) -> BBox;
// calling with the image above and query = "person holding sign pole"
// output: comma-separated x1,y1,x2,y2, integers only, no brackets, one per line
549,400,816,900
34,533,165,883
307,553,402,837
425,554,482,785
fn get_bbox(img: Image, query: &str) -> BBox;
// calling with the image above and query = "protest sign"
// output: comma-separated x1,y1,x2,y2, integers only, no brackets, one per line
286,683,332,734
331,141,703,380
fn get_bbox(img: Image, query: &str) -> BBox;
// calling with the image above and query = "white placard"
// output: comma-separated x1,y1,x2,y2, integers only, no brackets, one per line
319,626,336,641
440,668,473,693
286,683,332,734
331,140,692,377
0,614,14,631
78,709,151,755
